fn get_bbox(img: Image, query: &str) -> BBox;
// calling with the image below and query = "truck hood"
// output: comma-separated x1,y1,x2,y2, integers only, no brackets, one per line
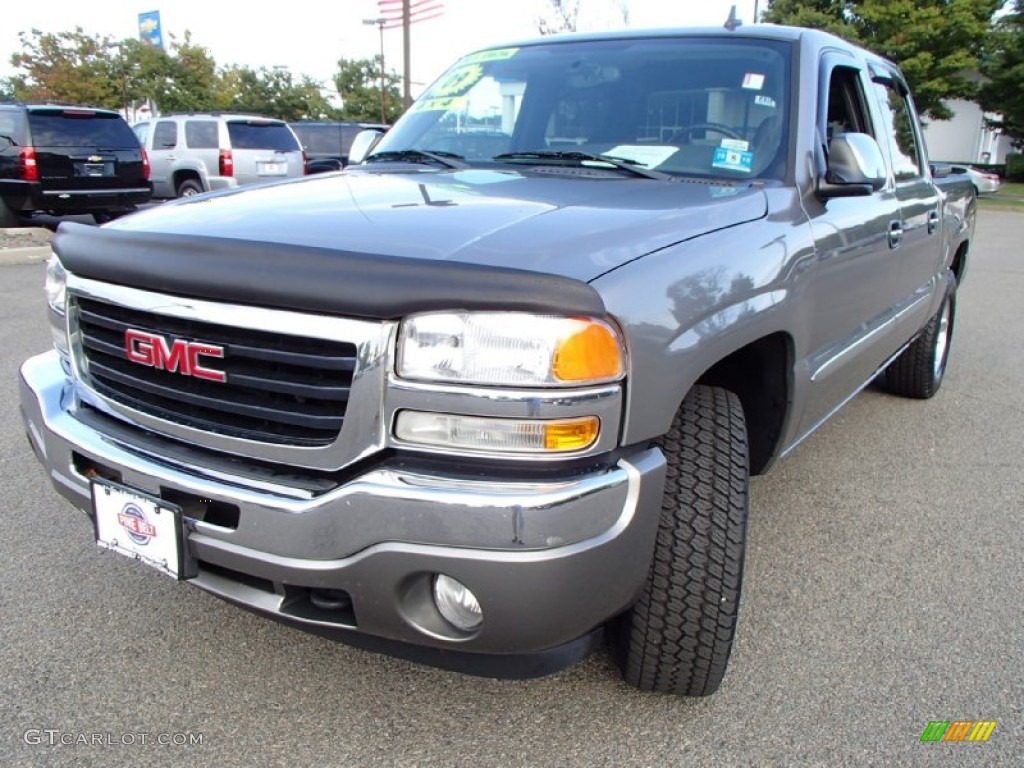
113,168,767,283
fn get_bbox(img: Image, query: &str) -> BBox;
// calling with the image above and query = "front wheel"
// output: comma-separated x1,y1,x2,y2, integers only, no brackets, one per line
616,385,750,696
884,282,956,399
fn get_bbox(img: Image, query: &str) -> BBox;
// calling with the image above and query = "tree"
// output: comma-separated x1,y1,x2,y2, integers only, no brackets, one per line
8,28,224,114
536,0,631,35
333,56,402,123
979,1,1024,146
9,27,123,107
537,0,581,34
764,0,1003,119
221,65,340,121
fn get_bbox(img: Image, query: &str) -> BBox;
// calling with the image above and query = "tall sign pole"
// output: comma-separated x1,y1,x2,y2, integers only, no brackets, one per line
402,0,412,108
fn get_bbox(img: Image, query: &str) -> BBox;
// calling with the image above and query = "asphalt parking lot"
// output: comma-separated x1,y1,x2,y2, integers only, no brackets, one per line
1,211,1021,767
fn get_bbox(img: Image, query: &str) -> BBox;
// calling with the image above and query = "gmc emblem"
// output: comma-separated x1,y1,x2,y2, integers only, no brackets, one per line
124,329,227,383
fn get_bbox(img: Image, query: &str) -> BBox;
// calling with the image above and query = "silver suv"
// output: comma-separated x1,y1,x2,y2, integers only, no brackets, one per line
133,113,305,198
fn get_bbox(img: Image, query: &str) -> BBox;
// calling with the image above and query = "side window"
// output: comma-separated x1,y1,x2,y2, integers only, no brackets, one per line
185,121,218,149
825,66,871,143
873,79,923,180
153,120,178,149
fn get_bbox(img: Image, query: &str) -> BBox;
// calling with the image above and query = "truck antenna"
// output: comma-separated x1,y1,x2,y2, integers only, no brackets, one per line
724,5,743,31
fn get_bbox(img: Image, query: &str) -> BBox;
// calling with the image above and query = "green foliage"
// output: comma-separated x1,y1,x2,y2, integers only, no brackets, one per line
1006,153,1024,181
9,27,124,107
979,2,1024,147
334,56,402,123
764,0,1003,120
8,26,341,120
220,65,340,120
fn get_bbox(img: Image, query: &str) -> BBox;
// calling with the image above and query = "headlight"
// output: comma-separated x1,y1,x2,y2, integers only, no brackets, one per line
44,253,67,315
397,312,625,387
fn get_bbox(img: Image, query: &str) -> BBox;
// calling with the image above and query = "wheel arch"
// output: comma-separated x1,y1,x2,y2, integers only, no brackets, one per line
171,167,206,193
694,332,794,475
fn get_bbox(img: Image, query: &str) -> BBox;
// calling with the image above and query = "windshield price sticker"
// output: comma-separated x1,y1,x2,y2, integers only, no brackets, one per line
462,48,519,65
742,73,766,90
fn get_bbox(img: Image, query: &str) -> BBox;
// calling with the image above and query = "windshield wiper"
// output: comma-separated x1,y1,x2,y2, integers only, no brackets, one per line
492,150,670,180
364,149,468,169
0,134,18,147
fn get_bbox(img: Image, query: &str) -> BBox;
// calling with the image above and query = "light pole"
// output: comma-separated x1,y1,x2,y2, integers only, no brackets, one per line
362,18,387,124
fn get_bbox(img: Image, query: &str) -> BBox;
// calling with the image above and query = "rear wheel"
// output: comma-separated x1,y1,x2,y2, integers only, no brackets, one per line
0,198,21,228
617,385,750,696
884,282,956,399
176,178,203,197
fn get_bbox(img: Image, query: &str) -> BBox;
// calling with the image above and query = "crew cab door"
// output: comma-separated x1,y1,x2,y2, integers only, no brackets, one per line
796,56,904,437
869,66,943,325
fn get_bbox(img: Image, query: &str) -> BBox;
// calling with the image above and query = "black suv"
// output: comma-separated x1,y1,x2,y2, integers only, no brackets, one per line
0,104,152,226
289,121,388,173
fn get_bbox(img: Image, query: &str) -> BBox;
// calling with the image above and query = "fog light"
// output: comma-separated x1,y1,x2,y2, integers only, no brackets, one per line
433,574,483,632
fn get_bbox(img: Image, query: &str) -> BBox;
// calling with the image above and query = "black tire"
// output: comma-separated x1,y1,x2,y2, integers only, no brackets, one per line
0,198,21,228
617,385,749,696
884,282,955,399
176,178,204,198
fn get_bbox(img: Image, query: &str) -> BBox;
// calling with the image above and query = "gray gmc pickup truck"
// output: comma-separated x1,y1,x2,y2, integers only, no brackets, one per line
19,25,975,696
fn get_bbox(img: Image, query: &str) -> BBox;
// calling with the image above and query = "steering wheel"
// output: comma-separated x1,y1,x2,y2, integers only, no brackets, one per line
668,122,743,144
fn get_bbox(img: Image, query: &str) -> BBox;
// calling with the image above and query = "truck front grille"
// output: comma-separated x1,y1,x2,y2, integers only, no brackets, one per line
75,297,356,446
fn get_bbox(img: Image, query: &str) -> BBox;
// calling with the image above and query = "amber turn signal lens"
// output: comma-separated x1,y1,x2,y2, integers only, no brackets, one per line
543,417,600,451
553,320,624,383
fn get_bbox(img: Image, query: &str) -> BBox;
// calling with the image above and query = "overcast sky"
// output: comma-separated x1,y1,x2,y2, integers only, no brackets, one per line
2,0,763,96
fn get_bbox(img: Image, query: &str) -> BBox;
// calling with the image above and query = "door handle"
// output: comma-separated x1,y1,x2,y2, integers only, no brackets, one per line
927,210,939,234
888,220,903,249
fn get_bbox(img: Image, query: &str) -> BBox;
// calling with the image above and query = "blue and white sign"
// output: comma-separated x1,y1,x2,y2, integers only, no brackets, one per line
138,11,163,49
712,146,754,174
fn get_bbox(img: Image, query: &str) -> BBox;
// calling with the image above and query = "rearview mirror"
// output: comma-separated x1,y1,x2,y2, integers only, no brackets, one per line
817,133,887,199
348,129,386,165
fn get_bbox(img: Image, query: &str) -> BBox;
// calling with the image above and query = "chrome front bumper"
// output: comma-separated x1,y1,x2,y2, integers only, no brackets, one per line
20,351,667,667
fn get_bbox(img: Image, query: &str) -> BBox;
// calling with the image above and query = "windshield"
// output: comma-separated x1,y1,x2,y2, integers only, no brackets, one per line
373,36,791,180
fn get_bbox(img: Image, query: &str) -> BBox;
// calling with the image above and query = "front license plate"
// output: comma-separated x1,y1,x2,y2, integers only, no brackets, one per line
92,481,185,579
258,162,285,175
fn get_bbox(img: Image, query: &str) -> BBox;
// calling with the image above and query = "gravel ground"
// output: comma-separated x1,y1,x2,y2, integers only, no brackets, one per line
0,227,53,249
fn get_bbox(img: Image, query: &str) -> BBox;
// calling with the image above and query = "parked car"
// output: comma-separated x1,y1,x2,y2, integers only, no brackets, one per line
22,25,975,697
133,113,305,198
961,165,1001,195
289,121,389,173
0,103,151,226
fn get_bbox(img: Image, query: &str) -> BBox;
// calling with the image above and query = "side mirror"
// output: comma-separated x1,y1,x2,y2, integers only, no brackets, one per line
930,162,953,179
817,133,887,199
348,129,386,165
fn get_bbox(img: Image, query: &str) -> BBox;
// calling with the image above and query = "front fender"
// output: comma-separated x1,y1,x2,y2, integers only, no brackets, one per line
593,204,814,446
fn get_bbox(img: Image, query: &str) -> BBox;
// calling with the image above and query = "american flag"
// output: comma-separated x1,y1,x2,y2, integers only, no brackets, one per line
378,0,445,28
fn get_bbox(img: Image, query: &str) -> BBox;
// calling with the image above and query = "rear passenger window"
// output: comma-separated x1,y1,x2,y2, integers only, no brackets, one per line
874,80,923,180
153,121,178,149
185,121,218,149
